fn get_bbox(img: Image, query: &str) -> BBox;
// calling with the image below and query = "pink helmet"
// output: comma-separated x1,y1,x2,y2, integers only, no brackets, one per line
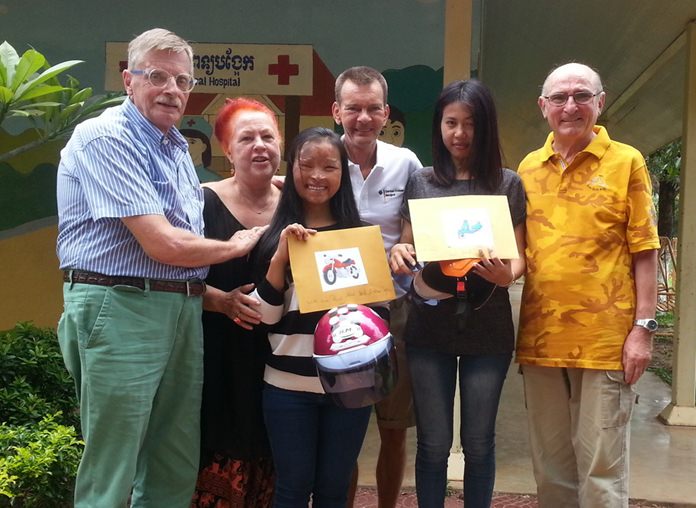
313,304,397,408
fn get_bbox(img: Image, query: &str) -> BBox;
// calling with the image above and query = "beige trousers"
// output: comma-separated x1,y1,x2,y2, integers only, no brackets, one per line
375,296,416,428
521,365,636,508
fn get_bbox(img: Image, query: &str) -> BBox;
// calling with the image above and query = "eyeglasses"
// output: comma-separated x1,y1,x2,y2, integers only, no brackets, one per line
542,91,602,107
130,68,196,93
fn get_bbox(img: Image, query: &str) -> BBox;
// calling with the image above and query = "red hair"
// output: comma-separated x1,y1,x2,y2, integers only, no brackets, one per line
214,97,281,153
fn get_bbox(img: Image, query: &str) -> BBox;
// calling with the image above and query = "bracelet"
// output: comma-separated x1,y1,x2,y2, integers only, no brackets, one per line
503,270,517,288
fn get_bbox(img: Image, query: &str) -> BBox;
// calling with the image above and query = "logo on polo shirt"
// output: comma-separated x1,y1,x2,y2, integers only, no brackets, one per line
587,176,608,190
378,188,405,199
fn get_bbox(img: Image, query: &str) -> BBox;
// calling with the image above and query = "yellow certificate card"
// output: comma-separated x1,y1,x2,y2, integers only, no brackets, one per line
409,195,519,261
288,225,396,313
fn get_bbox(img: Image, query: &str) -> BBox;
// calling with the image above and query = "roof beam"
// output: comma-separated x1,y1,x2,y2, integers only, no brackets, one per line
604,31,686,123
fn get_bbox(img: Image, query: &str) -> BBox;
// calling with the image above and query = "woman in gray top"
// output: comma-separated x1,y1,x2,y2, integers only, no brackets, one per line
390,79,526,507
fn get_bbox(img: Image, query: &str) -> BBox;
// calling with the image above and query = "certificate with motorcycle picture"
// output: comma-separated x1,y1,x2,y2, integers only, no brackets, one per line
409,195,519,261
288,225,396,313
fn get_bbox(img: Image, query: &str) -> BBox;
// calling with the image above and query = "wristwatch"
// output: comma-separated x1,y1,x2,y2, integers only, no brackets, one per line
634,318,658,332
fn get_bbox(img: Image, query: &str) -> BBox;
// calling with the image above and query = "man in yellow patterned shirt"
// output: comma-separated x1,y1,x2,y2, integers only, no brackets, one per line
516,63,659,508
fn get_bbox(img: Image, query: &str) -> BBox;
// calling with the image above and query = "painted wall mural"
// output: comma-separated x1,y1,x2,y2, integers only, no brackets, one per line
0,0,445,329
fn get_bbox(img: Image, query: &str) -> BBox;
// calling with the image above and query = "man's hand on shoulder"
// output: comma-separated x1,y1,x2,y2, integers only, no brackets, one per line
228,225,268,258
271,174,285,190
122,214,267,267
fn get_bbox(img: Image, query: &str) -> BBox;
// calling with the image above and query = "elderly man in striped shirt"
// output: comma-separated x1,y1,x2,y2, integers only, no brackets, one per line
56,28,265,508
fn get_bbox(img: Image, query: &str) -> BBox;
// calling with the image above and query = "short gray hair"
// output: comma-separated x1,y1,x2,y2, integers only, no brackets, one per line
335,66,388,104
128,28,193,73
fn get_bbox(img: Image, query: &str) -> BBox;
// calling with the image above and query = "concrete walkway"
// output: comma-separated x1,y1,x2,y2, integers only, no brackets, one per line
355,283,696,506
352,488,679,507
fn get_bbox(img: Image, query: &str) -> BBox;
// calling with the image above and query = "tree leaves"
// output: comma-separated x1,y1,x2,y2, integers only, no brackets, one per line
648,139,681,186
0,40,125,163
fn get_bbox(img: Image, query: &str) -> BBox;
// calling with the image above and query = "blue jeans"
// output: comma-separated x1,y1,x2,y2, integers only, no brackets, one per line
407,345,511,508
262,384,371,507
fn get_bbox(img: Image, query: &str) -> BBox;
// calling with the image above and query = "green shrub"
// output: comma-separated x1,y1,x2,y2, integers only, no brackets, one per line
0,413,82,507
656,311,674,328
0,323,82,507
0,322,78,428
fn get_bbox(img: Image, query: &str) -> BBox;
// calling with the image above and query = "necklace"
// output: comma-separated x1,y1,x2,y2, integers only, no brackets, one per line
241,190,274,215
230,178,276,215
242,195,272,214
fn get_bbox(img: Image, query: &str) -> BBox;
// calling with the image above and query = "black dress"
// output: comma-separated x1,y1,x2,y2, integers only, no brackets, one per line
192,187,273,508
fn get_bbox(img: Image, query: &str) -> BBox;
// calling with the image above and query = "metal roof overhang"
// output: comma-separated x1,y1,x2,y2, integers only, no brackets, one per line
478,0,696,166
461,0,696,424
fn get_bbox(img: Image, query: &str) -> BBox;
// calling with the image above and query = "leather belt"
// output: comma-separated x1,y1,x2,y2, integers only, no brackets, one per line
64,270,206,297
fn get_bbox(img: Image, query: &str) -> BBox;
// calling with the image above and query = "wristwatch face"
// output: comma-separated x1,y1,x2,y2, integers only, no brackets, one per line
636,318,658,332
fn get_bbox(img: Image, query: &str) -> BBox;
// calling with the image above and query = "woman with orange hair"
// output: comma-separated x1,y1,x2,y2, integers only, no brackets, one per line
192,98,282,508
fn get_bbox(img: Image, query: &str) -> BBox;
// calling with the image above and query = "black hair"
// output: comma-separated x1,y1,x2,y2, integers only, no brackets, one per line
180,128,212,167
431,79,503,190
254,127,361,270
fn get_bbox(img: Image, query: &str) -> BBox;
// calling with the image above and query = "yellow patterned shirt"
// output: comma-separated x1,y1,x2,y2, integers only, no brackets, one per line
516,126,659,369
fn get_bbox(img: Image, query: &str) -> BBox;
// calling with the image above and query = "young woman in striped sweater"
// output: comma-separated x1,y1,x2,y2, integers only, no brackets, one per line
251,127,387,508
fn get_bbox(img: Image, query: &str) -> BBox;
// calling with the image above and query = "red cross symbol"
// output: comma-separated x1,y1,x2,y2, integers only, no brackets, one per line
268,55,299,85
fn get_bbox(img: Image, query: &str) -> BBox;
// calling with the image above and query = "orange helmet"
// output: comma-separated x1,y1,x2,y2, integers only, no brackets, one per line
439,258,480,277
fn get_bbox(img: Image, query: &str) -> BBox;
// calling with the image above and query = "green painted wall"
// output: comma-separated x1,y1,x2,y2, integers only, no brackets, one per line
0,0,446,328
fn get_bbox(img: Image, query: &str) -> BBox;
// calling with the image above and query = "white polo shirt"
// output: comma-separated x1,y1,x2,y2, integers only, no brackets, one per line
346,139,422,296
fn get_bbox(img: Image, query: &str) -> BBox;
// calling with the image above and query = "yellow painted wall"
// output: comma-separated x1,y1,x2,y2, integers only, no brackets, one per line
0,225,62,330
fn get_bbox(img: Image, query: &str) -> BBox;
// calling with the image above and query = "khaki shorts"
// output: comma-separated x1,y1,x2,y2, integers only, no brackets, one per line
375,296,416,429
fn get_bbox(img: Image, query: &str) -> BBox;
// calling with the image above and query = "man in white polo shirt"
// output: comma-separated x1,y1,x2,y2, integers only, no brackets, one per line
332,66,422,508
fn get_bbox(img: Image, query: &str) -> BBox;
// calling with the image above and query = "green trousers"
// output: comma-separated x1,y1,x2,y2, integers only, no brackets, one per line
58,282,203,508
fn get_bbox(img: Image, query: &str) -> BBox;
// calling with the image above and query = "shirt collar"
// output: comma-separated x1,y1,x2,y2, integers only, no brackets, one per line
342,136,384,172
539,125,611,163
373,139,386,170
122,98,188,152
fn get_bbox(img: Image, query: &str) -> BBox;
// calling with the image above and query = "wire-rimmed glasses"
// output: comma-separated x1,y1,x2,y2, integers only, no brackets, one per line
542,91,602,107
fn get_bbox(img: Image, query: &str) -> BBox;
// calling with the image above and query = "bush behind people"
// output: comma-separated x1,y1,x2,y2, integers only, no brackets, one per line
0,322,82,507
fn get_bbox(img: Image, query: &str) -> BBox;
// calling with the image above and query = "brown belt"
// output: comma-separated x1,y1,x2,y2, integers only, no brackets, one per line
63,270,206,297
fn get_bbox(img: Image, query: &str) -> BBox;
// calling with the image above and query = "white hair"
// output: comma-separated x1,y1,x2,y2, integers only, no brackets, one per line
128,28,193,73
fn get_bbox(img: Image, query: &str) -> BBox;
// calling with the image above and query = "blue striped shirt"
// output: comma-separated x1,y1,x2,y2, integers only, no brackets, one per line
56,99,207,279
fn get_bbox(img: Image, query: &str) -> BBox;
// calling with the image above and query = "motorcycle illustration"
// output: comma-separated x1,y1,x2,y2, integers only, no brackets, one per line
458,219,482,238
322,254,360,285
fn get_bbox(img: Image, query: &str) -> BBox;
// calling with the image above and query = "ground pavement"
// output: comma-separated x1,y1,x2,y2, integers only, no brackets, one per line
352,488,685,507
